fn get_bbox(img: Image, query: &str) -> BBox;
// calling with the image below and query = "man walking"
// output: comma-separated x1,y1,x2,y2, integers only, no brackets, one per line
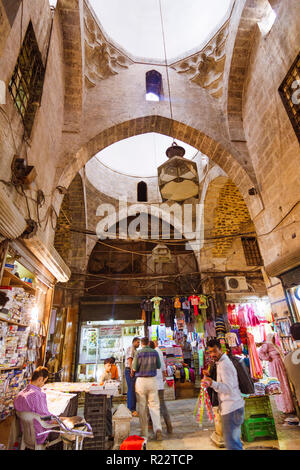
202,339,245,450
152,340,173,434
125,337,140,417
132,337,163,441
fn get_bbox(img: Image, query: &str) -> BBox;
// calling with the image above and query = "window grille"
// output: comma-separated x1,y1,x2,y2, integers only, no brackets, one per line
241,237,263,266
279,51,300,143
8,22,45,137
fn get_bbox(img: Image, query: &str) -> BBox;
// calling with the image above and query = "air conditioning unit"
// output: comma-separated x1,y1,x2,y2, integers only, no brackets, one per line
225,276,249,292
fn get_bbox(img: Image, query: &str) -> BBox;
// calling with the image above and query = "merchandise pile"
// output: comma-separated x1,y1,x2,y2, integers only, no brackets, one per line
0,369,27,421
0,287,35,325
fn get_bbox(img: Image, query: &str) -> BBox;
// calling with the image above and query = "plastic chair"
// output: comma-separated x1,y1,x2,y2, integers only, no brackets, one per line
16,411,62,450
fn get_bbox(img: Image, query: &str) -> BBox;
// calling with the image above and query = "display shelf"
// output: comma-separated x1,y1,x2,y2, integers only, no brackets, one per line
1,269,36,295
0,366,24,371
0,314,28,328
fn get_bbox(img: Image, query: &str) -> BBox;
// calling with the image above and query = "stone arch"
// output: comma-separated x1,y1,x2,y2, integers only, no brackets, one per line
226,0,266,143
56,116,263,219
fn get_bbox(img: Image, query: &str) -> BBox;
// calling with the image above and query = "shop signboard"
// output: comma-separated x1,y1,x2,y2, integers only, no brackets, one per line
99,325,122,337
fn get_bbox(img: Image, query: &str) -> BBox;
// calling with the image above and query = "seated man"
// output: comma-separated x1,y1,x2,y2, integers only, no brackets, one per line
14,366,59,447
109,357,119,380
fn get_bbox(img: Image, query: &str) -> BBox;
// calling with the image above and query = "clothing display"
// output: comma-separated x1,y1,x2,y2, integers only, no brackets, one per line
188,295,200,316
151,296,163,323
204,320,216,338
259,340,294,413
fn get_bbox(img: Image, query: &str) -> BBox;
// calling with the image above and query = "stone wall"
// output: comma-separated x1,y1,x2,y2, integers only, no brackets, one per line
243,0,300,316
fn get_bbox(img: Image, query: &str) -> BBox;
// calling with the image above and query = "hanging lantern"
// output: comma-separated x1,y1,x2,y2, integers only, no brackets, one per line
152,243,172,263
157,143,199,203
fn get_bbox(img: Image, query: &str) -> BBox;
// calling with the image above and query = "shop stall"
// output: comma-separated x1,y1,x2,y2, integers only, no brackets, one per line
76,320,145,393
0,238,70,448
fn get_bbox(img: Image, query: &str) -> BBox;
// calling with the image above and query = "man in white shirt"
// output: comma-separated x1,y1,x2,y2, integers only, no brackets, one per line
202,339,244,450
284,322,300,419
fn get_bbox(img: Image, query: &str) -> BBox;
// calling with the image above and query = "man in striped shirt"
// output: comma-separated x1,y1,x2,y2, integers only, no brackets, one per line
132,337,162,441
14,366,59,446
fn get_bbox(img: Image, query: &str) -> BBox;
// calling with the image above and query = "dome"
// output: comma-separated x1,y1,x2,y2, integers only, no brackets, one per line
88,0,233,63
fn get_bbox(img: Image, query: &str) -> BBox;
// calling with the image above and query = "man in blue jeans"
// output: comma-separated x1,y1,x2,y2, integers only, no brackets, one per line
202,339,245,450
125,337,140,417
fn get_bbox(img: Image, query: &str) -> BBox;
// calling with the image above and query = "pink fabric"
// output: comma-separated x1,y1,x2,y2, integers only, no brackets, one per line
259,343,294,413
247,305,261,327
14,384,51,444
237,306,248,327
227,304,238,324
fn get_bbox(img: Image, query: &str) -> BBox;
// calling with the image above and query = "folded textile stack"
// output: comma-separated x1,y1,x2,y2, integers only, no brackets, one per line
284,416,299,426
261,377,282,395
254,382,266,396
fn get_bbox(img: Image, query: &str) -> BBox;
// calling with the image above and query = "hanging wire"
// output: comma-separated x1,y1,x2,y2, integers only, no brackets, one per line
158,0,175,143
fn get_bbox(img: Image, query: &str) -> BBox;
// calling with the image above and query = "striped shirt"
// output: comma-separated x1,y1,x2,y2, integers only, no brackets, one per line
14,384,51,444
132,346,161,377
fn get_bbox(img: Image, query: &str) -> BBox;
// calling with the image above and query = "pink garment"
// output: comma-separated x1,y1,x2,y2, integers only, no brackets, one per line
227,304,238,324
14,384,51,444
247,305,261,327
259,343,294,413
237,306,248,327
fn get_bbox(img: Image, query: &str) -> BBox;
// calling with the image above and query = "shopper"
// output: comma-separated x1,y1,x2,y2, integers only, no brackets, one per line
125,337,140,417
132,337,163,441
109,357,119,380
14,366,61,446
151,340,173,433
202,339,245,450
182,334,192,367
284,323,300,411
259,333,294,413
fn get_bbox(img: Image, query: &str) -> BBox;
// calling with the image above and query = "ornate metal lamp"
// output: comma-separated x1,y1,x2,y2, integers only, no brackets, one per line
157,142,199,203
152,243,172,263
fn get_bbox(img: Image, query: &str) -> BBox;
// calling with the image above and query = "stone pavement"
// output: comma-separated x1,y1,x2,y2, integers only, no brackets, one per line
79,395,300,451
117,396,300,451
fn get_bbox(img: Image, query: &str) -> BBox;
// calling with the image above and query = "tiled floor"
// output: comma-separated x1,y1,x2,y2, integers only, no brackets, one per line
110,396,300,451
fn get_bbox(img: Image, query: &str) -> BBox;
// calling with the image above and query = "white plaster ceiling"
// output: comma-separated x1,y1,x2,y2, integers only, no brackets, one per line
88,0,233,63
90,133,201,177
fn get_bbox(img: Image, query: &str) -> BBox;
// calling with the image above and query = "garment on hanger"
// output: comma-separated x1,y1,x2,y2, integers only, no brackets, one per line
227,304,238,324
237,305,248,327
174,297,181,309
204,320,216,338
246,304,260,327
151,296,163,322
188,295,200,316
247,332,263,380
198,295,208,309
225,332,239,348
